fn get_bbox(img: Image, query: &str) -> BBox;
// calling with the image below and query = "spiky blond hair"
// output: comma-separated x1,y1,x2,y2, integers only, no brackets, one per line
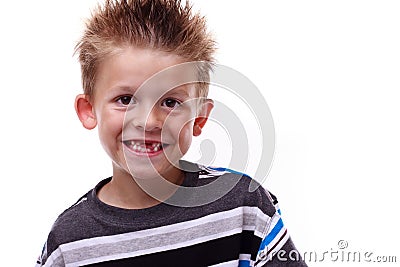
75,0,216,99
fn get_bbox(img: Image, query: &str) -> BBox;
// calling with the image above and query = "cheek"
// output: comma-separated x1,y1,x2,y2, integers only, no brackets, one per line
97,110,125,140
177,122,194,153
163,109,197,153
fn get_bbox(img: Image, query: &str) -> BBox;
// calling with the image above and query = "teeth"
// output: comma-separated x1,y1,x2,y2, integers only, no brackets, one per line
126,141,162,153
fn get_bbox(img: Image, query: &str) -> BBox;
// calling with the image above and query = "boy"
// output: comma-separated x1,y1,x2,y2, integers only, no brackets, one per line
36,0,307,266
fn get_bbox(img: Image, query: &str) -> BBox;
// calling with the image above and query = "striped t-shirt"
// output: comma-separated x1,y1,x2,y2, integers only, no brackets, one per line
36,161,306,266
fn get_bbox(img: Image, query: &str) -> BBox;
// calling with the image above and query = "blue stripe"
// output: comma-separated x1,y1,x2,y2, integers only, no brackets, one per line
258,218,284,251
277,209,281,215
238,259,251,267
208,167,250,177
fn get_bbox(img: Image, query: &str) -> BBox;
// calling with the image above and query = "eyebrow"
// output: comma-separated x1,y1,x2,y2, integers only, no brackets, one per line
105,85,191,100
164,86,193,98
166,88,189,97
106,85,136,96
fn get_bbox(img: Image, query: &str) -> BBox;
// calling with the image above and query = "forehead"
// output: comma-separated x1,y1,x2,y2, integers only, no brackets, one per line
94,47,198,96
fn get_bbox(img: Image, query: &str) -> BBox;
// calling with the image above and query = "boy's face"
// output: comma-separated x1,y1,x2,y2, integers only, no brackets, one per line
75,47,213,181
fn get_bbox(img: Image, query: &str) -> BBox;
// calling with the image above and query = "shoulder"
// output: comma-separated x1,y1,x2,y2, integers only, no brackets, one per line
43,178,113,260
46,190,92,248
195,164,279,218
37,188,94,266
50,178,111,231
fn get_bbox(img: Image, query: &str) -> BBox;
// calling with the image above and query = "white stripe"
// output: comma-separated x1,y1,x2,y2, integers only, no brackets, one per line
239,253,252,261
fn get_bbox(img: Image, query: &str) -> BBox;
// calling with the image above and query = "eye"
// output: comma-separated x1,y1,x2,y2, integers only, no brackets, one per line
162,98,182,109
116,95,133,106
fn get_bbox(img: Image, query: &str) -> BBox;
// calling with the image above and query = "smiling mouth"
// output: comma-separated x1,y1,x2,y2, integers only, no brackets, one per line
123,140,166,153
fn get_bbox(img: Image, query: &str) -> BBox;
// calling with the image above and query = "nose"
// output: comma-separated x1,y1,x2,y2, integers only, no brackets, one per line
130,104,163,132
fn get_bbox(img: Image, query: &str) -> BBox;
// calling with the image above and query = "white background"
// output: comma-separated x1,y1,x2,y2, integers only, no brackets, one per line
1,1,399,266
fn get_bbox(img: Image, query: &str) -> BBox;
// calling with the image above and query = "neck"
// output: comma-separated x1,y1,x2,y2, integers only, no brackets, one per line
97,163,184,209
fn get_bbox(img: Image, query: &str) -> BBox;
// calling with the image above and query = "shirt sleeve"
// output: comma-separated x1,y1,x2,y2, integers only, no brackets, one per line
254,191,308,267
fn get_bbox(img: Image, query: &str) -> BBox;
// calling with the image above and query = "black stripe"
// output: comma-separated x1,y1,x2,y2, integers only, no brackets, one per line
84,231,262,267
241,230,263,260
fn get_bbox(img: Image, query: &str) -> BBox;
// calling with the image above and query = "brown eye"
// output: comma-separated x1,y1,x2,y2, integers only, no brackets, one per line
162,98,181,109
117,95,133,106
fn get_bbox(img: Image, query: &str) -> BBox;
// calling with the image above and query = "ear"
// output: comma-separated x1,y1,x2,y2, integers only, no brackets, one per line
75,94,97,130
193,99,214,137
